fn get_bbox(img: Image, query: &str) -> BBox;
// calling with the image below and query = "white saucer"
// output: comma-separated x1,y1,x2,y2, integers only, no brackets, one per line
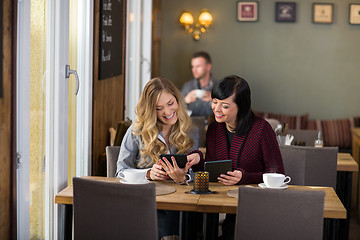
258,183,288,189
120,179,149,184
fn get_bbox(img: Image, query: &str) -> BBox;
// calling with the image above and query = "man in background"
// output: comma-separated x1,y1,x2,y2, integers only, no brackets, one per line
181,51,218,117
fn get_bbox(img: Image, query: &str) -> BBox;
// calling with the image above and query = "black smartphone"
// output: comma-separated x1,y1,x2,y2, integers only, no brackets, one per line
159,154,188,168
204,160,232,182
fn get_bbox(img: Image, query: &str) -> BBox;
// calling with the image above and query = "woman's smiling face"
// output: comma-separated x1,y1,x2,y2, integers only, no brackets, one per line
156,91,179,126
211,93,238,128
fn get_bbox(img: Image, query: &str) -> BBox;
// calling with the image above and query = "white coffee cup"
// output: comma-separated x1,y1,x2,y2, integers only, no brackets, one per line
195,89,206,99
263,173,291,188
119,169,146,183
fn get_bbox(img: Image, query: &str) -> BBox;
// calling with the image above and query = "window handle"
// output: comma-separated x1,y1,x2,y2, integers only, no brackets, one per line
65,65,80,95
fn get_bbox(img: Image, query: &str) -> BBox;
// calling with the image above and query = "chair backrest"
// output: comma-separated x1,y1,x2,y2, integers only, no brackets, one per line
113,120,132,146
235,187,325,240
303,146,338,190
73,177,158,240
106,146,121,177
288,129,319,146
280,145,338,189
265,118,280,130
190,116,207,147
279,146,306,185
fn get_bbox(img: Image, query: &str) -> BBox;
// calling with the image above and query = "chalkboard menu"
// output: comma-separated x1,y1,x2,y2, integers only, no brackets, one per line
99,0,124,80
0,2,3,98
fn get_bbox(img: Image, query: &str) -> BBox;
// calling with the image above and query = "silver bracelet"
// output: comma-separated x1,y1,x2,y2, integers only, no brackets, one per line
176,174,191,185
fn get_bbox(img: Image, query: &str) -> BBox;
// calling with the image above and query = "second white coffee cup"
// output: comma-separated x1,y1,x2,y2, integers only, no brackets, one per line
263,173,291,188
119,169,146,183
195,89,206,99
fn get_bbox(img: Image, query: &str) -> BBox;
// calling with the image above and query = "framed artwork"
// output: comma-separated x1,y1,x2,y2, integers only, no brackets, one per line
349,4,360,25
237,1,258,22
275,2,296,22
312,3,334,24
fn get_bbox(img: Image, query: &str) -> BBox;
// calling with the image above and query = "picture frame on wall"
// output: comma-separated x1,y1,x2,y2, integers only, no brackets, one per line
312,3,334,24
275,2,296,22
237,1,258,22
349,3,360,24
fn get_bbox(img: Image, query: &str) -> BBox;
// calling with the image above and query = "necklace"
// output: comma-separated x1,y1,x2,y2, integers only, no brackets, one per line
226,125,236,133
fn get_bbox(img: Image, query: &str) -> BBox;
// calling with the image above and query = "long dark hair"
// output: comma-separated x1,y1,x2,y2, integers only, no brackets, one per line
211,75,254,135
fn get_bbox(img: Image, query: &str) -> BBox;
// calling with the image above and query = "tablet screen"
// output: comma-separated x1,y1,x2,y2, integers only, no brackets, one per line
159,154,188,168
204,160,232,182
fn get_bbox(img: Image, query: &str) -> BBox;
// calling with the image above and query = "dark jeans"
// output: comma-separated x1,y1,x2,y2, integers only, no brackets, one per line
220,214,235,240
158,210,180,239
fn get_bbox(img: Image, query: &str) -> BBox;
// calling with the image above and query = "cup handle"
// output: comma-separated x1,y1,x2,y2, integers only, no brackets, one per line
284,176,291,184
119,172,125,178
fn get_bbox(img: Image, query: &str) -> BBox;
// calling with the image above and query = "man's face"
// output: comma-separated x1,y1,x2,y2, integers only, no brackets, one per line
191,57,211,80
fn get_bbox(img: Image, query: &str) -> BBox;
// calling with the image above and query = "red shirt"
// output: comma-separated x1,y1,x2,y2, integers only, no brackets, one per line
195,116,285,184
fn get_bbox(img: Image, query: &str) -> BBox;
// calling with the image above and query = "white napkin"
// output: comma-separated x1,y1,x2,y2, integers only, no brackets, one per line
277,134,294,145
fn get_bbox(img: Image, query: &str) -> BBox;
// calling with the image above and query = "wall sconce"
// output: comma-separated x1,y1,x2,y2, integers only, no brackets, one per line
179,10,213,41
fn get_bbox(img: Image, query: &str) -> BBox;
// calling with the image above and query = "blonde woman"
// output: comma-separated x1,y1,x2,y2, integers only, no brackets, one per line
116,77,202,239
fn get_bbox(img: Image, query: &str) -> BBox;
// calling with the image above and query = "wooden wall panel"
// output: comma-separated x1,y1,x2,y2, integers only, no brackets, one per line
92,0,126,176
0,0,15,238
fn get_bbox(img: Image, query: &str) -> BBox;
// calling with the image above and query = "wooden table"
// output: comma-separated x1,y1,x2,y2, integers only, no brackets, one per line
351,128,360,219
196,184,345,219
336,152,358,240
336,152,358,209
55,176,200,210
337,153,358,172
55,176,346,240
352,128,360,167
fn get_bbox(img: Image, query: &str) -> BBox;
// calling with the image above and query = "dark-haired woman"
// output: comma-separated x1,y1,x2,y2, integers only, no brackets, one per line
205,75,285,239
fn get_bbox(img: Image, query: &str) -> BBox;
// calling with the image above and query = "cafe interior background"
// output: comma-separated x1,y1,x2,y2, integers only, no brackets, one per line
1,0,359,239
161,0,360,120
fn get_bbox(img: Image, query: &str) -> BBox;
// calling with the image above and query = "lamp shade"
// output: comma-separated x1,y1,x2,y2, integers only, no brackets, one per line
180,12,194,25
198,10,212,26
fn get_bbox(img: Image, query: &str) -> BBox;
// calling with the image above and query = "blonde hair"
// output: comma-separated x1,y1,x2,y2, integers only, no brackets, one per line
133,77,193,167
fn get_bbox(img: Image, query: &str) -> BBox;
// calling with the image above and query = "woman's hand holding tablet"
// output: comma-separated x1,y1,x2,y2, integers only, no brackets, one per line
204,160,232,182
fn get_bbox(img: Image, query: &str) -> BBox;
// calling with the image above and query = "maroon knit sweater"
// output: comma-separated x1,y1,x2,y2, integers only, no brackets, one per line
193,116,285,184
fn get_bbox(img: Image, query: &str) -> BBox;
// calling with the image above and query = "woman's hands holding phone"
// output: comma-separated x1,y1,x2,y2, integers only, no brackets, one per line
159,156,190,183
148,163,168,181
